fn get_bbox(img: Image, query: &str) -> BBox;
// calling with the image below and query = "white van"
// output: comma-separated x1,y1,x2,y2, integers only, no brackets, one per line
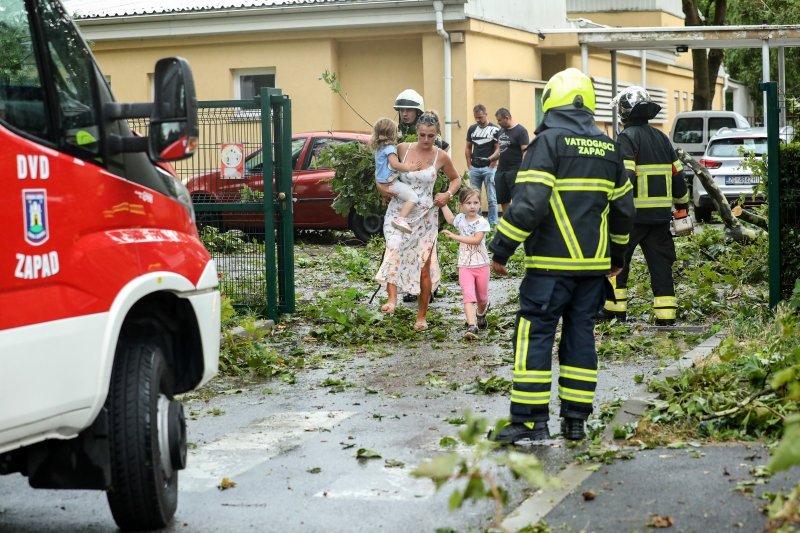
670,111,750,156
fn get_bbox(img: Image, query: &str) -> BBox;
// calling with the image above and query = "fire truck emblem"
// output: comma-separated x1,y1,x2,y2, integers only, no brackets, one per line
23,189,49,245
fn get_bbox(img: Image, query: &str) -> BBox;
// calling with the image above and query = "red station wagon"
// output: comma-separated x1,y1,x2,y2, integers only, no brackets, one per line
185,131,384,242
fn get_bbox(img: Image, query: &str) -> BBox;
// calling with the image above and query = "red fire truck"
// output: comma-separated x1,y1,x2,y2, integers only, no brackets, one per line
0,0,220,530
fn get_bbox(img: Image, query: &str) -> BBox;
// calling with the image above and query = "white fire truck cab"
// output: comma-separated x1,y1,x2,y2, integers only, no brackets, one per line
0,0,220,530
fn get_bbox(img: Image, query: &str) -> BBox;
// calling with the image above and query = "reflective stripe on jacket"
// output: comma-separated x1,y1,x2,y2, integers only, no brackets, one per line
619,122,689,224
490,108,635,275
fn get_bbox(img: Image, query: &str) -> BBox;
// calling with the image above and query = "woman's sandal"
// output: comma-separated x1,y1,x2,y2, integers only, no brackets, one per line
380,302,396,314
413,319,428,332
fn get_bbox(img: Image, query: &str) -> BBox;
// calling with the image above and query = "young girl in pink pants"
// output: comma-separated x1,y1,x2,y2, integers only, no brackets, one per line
441,187,491,340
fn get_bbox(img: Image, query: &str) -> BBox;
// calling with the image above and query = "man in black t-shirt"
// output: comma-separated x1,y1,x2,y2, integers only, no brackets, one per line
489,107,530,210
465,104,499,225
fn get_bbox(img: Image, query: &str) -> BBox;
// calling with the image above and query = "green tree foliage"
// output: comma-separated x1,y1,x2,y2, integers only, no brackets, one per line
0,7,35,84
725,0,800,115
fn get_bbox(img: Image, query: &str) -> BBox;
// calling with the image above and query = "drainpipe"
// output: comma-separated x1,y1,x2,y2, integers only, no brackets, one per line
433,0,452,146
722,73,729,111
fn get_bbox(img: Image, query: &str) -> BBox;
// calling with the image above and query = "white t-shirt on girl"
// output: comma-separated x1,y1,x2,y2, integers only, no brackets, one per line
453,213,491,267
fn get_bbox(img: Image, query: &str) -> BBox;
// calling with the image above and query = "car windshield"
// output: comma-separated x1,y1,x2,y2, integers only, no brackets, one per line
707,137,767,157
245,137,307,172
708,117,737,138
673,117,702,143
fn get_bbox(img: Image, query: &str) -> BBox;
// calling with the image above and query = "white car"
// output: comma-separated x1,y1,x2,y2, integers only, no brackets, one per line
670,110,750,156
692,127,769,222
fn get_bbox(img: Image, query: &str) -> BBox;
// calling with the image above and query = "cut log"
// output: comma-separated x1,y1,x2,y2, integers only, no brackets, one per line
677,148,764,243
731,205,769,230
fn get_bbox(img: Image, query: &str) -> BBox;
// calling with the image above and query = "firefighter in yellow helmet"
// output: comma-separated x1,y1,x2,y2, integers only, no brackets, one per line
489,68,634,443
598,86,691,326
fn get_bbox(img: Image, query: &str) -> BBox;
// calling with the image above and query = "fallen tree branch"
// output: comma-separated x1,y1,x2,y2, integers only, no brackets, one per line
677,148,765,243
700,386,775,421
731,205,769,230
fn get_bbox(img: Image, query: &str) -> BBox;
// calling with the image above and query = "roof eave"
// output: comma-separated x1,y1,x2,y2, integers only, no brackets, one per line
74,0,468,40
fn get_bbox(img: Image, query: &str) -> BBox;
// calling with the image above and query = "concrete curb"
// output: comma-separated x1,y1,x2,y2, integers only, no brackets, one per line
228,319,275,338
501,331,726,532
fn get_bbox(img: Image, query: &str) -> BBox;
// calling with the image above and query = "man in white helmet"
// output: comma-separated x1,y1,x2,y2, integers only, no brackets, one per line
598,86,690,326
393,88,450,150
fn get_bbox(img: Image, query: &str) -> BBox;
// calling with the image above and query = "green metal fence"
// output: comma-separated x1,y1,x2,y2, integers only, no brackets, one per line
762,82,800,306
130,88,294,319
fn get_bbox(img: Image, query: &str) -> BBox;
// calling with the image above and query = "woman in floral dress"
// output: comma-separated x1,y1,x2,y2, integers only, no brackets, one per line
375,111,462,331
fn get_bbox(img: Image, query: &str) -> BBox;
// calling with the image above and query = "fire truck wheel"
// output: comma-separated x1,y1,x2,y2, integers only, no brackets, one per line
106,333,181,530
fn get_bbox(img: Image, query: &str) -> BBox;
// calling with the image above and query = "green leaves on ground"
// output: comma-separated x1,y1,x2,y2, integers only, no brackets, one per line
645,307,800,444
355,448,381,460
301,287,420,344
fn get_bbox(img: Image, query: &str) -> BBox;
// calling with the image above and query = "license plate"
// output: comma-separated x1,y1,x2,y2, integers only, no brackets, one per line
724,175,759,185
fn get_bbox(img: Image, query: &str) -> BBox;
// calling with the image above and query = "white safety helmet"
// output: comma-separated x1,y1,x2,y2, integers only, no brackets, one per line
393,89,424,112
610,86,660,122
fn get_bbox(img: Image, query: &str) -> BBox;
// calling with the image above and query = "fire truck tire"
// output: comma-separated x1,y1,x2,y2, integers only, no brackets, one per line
106,333,180,531
349,210,384,243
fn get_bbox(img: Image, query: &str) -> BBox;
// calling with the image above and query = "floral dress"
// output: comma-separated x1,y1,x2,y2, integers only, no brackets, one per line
375,144,441,295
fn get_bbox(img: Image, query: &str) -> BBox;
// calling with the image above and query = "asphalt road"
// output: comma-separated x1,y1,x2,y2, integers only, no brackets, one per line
0,272,665,532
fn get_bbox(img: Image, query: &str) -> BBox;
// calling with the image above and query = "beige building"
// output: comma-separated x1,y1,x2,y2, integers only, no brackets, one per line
65,0,728,163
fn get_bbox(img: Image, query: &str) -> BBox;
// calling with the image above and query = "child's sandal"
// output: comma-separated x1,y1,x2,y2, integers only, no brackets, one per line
413,319,428,332
380,302,396,314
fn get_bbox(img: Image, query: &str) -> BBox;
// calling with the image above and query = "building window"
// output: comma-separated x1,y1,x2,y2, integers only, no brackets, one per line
674,91,680,116
234,68,276,100
683,91,689,111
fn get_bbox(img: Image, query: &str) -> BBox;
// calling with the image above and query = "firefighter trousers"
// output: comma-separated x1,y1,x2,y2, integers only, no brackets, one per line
607,222,678,321
510,273,607,424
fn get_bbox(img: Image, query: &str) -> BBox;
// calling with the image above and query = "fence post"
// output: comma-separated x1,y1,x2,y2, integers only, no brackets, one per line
260,88,278,319
760,81,781,308
270,90,295,314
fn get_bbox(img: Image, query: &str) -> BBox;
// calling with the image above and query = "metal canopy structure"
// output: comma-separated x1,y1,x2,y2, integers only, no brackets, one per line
575,24,800,51
545,24,800,133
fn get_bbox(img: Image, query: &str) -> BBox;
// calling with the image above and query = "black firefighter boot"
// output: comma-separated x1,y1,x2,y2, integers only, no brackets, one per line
561,417,586,441
596,308,626,322
490,421,549,445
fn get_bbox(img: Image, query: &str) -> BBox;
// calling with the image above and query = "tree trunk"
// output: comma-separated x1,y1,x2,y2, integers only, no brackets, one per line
692,49,710,110
706,0,728,108
677,148,763,242
707,48,725,108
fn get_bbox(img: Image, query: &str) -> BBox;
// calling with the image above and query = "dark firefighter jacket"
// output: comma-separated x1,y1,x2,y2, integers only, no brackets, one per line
618,120,689,224
489,108,635,275
399,120,450,151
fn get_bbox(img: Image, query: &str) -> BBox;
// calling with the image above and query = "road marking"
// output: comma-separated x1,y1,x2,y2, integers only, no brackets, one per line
180,411,353,492
313,467,436,501
501,461,594,531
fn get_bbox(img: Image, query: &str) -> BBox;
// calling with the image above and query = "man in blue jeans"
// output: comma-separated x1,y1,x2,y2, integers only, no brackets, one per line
465,104,499,225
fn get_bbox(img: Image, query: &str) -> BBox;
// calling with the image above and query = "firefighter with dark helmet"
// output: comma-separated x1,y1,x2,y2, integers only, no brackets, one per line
488,68,634,444
598,86,690,326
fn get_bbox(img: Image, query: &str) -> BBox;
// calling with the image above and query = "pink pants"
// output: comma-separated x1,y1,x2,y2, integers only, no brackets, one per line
458,265,489,305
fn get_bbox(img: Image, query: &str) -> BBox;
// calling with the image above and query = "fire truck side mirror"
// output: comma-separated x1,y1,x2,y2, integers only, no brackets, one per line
148,57,199,162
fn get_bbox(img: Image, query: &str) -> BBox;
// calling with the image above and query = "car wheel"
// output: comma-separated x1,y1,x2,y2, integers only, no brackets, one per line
693,204,712,223
192,194,221,232
106,327,185,531
349,210,384,243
